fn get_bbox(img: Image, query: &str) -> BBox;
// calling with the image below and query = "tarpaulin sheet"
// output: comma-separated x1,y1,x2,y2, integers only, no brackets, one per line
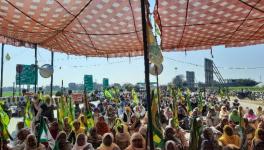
0,0,143,57
154,0,264,51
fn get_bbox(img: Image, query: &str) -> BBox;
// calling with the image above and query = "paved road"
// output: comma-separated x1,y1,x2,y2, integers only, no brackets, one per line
234,99,262,111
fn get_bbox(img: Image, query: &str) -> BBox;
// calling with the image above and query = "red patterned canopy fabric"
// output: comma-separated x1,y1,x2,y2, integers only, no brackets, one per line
155,0,264,51
0,0,143,57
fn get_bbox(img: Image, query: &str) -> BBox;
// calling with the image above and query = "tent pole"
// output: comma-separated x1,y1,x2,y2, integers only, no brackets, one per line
141,0,154,149
0,44,4,97
34,44,37,94
50,51,54,97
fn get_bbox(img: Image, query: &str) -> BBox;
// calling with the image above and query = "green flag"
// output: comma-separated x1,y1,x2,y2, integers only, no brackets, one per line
151,90,164,148
0,105,10,140
131,89,139,105
37,117,55,148
24,96,33,127
171,88,179,128
186,88,192,113
189,117,200,150
83,92,94,130
198,90,203,112
104,89,113,100
67,96,75,125
219,88,224,100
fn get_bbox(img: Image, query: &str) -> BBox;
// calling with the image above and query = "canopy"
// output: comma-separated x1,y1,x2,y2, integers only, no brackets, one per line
0,0,143,57
1,0,264,57
154,0,264,51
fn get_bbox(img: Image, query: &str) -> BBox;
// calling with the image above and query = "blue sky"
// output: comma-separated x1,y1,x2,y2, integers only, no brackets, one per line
2,43,264,87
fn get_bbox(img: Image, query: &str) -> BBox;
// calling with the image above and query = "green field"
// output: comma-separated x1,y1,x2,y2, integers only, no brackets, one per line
228,86,264,92
3,91,19,97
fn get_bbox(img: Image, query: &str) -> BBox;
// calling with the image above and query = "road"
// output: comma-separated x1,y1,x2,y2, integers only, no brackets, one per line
236,99,263,112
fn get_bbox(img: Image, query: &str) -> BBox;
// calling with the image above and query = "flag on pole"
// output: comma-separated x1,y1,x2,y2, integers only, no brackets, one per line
24,96,33,127
0,105,10,140
171,88,179,128
83,91,94,130
151,90,164,148
67,96,75,125
37,117,55,149
219,88,224,100
198,90,203,112
104,89,113,100
186,88,192,113
131,89,139,105
189,117,200,150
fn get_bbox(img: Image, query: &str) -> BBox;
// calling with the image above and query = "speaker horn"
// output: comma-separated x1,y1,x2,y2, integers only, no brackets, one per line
149,63,163,76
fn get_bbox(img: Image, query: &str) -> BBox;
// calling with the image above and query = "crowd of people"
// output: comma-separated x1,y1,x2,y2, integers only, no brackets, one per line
0,87,264,150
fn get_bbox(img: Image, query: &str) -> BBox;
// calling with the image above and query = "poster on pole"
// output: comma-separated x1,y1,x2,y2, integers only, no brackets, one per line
16,64,38,85
84,75,93,91
71,93,83,103
103,78,109,89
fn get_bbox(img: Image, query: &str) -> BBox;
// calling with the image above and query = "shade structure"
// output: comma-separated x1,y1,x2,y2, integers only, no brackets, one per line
0,0,143,57
154,0,264,51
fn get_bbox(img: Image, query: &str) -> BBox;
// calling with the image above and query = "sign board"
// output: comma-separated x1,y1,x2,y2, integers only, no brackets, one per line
84,75,93,91
103,78,109,89
16,64,38,85
71,93,83,102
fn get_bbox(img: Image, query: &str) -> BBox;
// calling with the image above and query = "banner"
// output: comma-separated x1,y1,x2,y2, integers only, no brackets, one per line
71,93,83,102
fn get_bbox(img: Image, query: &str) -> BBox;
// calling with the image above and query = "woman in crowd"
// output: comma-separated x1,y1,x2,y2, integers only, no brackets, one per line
201,127,220,150
63,117,72,136
218,125,240,147
251,128,264,150
125,132,146,150
87,127,102,149
164,140,178,150
244,109,257,122
24,134,45,150
11,121,24,143
68,120,86,144
219,106,229,120
54,131,72,150
96,116,110,136
128,115,141,134
49,121,60,140
97,133,120,150
115,125,130,150
12,128,31,150
257,106,264,119
229,109,242,126
206,107,219,127
72,133,94,150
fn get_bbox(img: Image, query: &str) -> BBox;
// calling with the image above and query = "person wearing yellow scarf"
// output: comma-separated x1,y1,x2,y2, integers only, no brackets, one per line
251,128,264,150
218,125,240,148
68,120,85,144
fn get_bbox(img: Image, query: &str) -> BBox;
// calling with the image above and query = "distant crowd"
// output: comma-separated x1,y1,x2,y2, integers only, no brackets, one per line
0,87,264,150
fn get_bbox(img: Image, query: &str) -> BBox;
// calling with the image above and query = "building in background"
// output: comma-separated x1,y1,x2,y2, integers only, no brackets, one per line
186,71,195,88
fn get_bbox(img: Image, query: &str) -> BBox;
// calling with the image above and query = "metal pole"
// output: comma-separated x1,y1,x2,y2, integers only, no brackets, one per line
156,67,161,119
0,44,4,97
19,73,21,96
13,82,15,98
50,51,54,97
34,44,38,93
61,80,64,95
141,0,154,149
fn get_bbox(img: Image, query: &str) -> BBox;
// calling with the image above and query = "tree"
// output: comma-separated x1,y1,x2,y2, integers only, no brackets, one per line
122,83,134,91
